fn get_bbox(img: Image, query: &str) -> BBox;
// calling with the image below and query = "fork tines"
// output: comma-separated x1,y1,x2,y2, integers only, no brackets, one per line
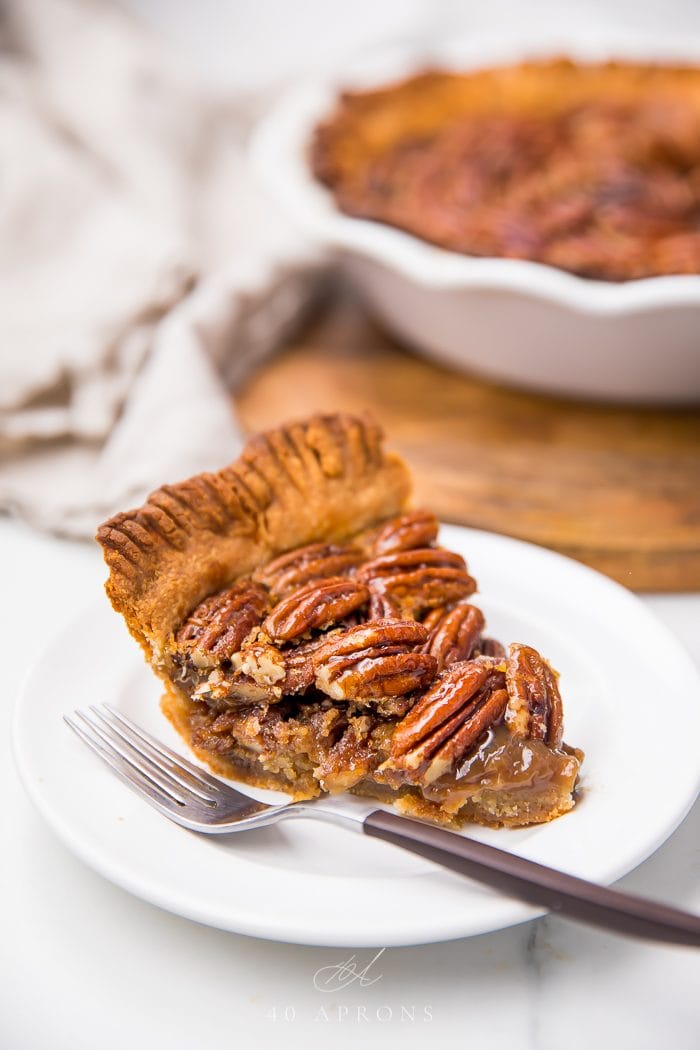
64,705,224,811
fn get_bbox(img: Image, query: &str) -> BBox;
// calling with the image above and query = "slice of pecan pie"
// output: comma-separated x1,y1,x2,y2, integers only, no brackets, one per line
97,413,582,828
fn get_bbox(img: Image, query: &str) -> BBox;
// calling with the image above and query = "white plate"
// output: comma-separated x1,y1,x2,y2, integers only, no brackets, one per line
13,526,700,946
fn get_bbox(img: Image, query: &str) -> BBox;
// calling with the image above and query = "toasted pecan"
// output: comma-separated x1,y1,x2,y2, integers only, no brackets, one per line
263,577,369,643
312,619,436,701
389,660,507,784
423,602,485,670
478,637,507,659
371,510,439,555
176,581,269,663
359,548,476,617
254,542,364,597
505,643,563,747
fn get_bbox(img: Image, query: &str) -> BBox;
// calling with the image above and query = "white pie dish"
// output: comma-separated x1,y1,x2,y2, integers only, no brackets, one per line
12,526,700,946
251,35,700,404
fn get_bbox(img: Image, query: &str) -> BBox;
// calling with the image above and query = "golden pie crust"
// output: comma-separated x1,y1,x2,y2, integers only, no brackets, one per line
98,413,409,660
97,413,582,828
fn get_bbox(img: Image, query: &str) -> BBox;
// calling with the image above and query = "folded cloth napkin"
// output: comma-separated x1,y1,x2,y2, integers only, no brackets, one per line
0,0,322,537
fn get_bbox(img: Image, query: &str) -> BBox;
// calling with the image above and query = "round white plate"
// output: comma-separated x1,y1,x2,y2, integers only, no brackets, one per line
13,526,700,946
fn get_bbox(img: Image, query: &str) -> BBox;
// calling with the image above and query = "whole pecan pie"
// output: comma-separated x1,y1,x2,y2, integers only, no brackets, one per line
97,414,582,828
312,59,700,281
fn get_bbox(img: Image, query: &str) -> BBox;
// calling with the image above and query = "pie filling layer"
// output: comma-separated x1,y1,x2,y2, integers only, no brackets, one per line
312,59,700,281
159,510,583,828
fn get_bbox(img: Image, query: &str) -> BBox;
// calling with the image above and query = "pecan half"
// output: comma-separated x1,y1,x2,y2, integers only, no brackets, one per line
478,637,506,659
254,542,364,597
312,619,436,701
192,668,281,706
368,589,401,620
505,643,563,747
233,629,286,687
359,547,476,617
423,602,485,670
263,577,369,643
371,510,439,555
388,660,507,784
360,547,467,579
281,633,341,693
176,580,269,666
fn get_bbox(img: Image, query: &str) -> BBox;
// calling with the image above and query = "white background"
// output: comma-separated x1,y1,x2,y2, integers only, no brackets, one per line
120,0,700,93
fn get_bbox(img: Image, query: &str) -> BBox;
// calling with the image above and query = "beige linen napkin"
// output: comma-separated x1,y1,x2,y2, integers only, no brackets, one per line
0,0,321,537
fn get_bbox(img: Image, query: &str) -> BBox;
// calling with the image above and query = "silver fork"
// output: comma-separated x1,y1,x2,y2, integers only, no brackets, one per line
64,704,700,948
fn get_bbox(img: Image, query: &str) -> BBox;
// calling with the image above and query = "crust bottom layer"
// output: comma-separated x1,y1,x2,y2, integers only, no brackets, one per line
161,689,580,829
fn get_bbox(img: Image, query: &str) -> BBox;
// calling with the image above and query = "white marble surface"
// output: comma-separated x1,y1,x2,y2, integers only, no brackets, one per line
1,516,698,1049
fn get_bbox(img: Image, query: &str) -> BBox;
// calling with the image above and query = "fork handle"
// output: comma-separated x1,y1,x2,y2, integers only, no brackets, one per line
363,810,700,948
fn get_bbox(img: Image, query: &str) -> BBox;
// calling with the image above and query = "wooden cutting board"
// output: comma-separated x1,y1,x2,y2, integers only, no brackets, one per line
237,290,700,592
